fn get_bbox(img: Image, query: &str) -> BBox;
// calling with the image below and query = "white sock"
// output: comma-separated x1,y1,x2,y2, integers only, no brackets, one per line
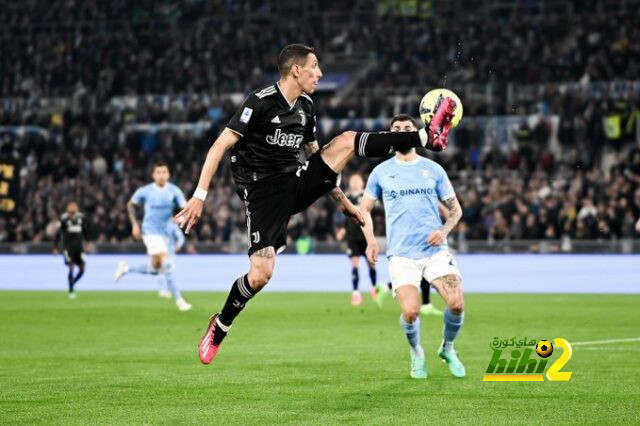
215,317,230,332
412,345,425,358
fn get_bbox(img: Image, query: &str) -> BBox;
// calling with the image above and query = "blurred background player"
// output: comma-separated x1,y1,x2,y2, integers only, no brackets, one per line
335,173,378,305
113,162,192,312
374,116,444,316
360,114,466,379
158,221,186,300
53,201,87,299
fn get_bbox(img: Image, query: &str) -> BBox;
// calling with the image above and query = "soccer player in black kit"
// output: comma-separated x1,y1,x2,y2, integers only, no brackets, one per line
54,201,87,299
176,44,457,364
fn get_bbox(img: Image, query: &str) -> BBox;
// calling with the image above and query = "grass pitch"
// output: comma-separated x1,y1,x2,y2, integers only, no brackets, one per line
1,291,639,425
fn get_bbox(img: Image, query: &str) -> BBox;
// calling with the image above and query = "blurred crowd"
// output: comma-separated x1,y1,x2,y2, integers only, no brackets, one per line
3,0,639,111
2,105,640,245
1,0,640,246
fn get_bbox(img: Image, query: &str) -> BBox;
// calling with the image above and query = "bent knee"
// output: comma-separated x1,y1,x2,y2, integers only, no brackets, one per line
403,306,420,323
449,299,464,314
248,268,273,289
340,130,357,140
151,257,163,270
334,131,357,148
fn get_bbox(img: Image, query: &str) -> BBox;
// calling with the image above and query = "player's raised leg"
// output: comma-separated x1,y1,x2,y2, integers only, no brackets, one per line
318,101,455,174
199,247,274,364
396,284,427,379
115,251,161,282
430,268,466,378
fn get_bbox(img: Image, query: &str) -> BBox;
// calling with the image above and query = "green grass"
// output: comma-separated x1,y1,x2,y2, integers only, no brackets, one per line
1,292,639,425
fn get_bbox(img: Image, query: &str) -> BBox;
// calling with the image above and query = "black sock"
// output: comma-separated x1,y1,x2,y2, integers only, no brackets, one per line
354,130,427,157
369,266,377,286
351,267,359,291
67,269,74,292
218,275,256,327
387,282,392,290
420,279,431,305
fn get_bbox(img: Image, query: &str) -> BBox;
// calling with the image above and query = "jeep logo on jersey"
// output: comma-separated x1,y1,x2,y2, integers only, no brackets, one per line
266,128,303,148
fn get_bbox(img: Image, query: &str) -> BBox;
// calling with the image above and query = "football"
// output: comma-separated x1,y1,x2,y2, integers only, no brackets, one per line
419,88,464,128
536,340,554,358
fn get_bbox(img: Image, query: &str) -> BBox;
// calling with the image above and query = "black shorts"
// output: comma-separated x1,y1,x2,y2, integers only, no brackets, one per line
346,239,367,257
63,247,85,265
239,154,338,256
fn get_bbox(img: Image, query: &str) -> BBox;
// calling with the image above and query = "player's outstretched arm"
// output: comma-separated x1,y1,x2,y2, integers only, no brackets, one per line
427,196,462,246
176,128,240,234
359,194,379,264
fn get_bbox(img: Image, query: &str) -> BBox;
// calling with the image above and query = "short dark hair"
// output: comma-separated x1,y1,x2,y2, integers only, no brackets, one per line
153,161,169,171
390,114,419,129
278,44,315,76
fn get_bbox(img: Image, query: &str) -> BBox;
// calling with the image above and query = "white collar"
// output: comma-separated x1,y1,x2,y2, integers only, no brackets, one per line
393,156,420,166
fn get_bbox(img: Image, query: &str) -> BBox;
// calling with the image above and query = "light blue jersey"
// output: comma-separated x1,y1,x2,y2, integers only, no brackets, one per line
365,156,455,259
131,183,187,236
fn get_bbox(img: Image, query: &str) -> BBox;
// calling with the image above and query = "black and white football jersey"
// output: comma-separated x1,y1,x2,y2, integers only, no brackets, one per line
226,82,317,189
57,212,86,249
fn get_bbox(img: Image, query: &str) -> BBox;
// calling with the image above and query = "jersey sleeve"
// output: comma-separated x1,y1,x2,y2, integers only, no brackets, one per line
436,166,456,201
364,167,383,200
130,186,146,205
173,185,187,209
302,102,317,144
226,94,260,137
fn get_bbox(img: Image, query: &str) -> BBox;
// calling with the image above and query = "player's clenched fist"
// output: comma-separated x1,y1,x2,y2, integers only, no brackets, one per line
175,198,204,234
427,229,446,246
366,242,379,265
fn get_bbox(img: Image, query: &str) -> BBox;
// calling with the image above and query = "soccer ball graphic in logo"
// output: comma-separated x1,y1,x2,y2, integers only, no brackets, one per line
419,88,464,128
536,340,554,358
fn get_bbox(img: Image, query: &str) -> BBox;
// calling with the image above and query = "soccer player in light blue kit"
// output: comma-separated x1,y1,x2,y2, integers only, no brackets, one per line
113,162,192,312
360,114,465,379
158,221,186,299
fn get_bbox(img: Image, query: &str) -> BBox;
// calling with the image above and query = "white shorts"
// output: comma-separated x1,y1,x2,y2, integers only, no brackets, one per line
389,250,461,292
142,234,169,255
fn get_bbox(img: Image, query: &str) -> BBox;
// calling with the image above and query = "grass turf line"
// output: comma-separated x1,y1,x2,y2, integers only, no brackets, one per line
1,292,639,425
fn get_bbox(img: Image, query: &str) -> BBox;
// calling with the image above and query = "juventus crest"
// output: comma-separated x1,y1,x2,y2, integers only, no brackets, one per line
298,109,306,126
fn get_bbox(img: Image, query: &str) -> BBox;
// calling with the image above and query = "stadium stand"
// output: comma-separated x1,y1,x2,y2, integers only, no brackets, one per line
1,0,639,251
